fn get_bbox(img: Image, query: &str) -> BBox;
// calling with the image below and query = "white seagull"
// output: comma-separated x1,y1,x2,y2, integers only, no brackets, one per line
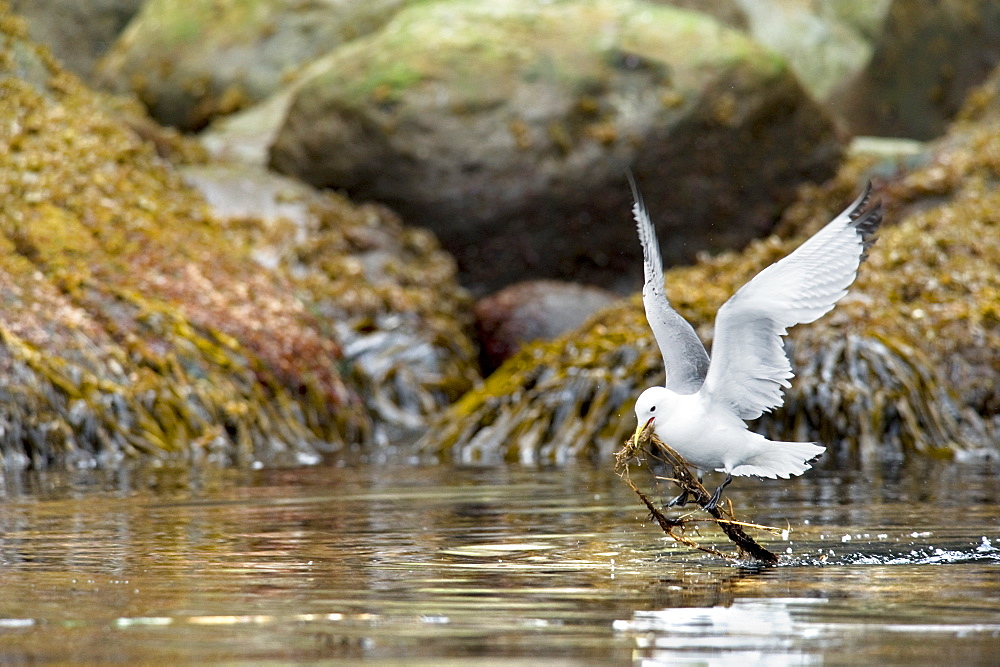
630,178,882,510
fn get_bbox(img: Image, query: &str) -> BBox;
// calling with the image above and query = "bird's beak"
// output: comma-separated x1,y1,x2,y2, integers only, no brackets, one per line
633,416,655,444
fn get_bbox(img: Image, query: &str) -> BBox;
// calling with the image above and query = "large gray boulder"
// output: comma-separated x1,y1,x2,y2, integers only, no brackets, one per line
270,0,843,292
96,0,415,130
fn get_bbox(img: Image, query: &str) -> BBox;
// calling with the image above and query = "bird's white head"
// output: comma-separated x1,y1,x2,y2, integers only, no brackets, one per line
633,385,671,442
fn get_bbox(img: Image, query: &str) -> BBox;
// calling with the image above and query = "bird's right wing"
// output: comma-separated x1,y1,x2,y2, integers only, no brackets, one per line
630,175,710,394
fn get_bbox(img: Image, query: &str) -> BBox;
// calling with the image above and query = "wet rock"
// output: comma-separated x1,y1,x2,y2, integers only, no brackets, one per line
9,0,143,80
95,0,414,130
838,0,1000,140
269,0,843,293
656,1,891,125
475,281,620,374
421,79,1000,463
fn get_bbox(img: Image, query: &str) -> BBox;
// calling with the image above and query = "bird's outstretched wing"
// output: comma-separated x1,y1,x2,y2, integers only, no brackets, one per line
699,183,882,419
629,173,710,394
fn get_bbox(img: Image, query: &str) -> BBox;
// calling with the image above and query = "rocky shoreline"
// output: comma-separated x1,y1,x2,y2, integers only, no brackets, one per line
2,1,997,469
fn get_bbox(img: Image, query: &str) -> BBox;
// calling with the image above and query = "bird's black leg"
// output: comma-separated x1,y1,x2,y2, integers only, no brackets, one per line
668,473,705,507
666,490,690,507
703,474,733,512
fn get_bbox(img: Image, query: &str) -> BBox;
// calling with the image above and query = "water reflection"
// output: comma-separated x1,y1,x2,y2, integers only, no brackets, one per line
0,460,996,662
618,595,1000,665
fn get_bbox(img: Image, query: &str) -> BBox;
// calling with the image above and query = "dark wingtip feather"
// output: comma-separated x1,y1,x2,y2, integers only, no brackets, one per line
848,181,883,261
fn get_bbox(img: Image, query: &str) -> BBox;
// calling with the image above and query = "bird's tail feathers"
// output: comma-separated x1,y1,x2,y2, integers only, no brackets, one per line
729,440,826,479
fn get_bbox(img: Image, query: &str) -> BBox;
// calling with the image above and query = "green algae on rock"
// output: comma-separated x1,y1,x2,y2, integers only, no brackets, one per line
95,0,417,130
422,93,1000,463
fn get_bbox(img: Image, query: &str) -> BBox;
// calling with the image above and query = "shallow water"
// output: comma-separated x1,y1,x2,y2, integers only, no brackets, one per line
0,458,996,663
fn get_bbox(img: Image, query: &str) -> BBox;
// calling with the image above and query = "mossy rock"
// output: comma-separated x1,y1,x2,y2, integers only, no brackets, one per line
95,0,417,130
727,0,890,103
271,0,842,292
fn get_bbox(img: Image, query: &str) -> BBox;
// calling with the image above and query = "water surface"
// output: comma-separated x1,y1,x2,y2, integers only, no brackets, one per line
0,459,996,663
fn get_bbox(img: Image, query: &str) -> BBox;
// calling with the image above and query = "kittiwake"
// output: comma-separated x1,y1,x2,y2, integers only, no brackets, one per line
630,178,882,511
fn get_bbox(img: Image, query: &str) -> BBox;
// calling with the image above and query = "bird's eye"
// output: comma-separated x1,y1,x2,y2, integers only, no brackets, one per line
649,406,656,412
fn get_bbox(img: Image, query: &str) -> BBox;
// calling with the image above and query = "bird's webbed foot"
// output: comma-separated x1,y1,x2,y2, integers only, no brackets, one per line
703,474,733,512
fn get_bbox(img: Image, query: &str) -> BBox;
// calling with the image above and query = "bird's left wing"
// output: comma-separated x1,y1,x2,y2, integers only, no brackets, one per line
629,174,710,394
700,184,882,419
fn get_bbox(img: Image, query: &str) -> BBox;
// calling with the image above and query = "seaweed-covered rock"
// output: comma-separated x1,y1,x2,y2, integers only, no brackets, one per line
422,79,1000,463
0,24,361,467
95,0,415,131
181,164,479,446
839,0,1000,140
270,0,842,292
0,12,476,468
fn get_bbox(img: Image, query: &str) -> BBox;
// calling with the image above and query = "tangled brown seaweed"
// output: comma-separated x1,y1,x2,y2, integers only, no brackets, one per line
616,422,781,563
0,49,362,468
